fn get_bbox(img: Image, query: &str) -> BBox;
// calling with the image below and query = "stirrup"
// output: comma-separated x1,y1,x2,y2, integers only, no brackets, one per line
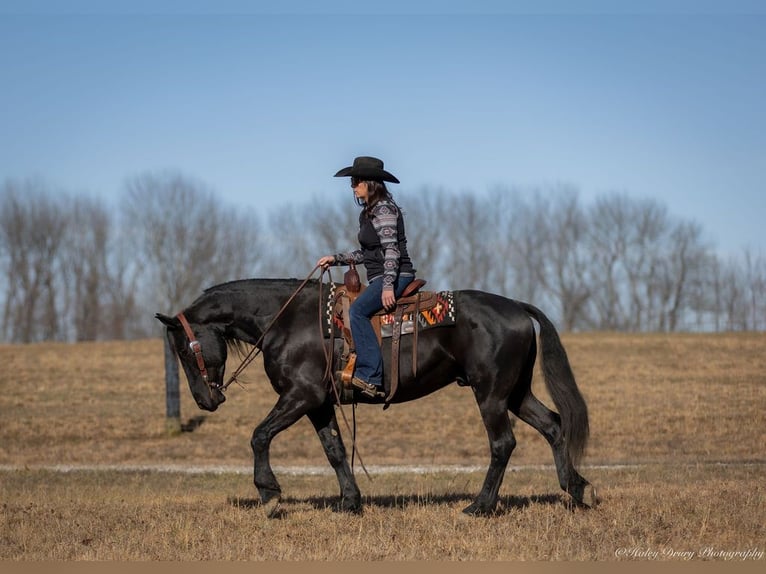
351,377,384,398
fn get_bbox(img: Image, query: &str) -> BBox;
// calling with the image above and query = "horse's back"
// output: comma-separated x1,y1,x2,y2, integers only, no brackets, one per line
454,289,536,335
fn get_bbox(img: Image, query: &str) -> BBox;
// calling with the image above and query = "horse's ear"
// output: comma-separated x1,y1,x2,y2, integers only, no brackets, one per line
155,313,180,330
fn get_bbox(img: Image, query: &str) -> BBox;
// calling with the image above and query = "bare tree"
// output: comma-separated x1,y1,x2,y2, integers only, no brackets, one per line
60,196,111,341
400,187,449,289
586,194,712,331
718,258,748,330
653,220,709,331
709,248,766,331
122,171,262,317
741,248,766,331
617,197,670,331
695,248,766,332
101,230,144,340
533,187,592,331
436,192,495,291
586,193,633,329
0,180,68,342
493,188,553,307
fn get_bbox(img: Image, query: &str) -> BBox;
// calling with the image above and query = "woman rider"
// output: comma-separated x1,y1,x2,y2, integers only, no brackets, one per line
317,156,416,397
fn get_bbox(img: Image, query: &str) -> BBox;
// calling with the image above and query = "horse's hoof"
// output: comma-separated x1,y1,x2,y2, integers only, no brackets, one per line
571,483,599,509
339,495,363,514
262,495,282,518
461,501,495,517
341,503,363,515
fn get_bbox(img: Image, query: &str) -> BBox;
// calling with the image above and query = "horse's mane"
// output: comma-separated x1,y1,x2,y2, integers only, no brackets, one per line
202,277,316,296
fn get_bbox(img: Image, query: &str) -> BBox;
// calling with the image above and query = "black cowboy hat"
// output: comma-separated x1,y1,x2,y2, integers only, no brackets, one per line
334,156,400,184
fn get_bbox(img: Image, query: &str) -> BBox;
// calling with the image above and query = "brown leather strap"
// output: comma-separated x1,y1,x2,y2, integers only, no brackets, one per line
412,294,420,378
387,305,405,403
176,312,209,385
341,294,353,356
372,314,382,347
341,353,356,386
400,278,426,298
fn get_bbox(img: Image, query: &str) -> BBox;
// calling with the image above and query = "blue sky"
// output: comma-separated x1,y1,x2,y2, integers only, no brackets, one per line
1,1,764,256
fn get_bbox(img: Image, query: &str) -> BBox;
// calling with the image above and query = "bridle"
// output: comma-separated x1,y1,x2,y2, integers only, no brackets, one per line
176,312,219,391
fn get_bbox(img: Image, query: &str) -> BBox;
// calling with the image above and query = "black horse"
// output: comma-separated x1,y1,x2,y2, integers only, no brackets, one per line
156,278,597,516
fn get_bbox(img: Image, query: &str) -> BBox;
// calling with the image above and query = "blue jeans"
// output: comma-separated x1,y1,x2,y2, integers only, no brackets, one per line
350,275,414,387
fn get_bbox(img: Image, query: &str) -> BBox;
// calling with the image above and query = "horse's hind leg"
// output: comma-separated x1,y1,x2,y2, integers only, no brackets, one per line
514,391,598,507
465,393,517,516
307,403,362,513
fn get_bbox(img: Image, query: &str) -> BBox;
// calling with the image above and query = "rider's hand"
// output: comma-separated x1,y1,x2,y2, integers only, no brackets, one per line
382,288,396,311
317,255,335,269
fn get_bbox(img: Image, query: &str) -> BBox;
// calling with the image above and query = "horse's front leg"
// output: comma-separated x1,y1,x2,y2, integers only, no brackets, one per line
251,392,312,516
307,402,362,513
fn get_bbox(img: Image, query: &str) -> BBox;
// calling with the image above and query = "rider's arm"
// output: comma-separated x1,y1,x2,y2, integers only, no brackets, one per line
332,249,364,266
371,201,400,292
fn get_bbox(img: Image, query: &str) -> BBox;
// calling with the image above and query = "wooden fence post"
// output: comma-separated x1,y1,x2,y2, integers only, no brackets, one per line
164,332,182,435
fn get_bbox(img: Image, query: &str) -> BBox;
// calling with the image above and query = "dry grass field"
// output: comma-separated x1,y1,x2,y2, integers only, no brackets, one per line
1,332,765,560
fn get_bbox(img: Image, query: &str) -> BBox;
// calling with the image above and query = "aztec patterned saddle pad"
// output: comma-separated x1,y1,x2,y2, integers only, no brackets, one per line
377,290,456,338
328,288,456,339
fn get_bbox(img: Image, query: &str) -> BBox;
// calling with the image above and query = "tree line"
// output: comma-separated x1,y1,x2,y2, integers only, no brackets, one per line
1,173,764,343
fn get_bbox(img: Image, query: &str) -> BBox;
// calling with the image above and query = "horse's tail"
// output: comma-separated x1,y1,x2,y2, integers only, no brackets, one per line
519,302,589,467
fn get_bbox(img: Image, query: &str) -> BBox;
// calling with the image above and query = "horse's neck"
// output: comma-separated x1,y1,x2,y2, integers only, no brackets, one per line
217,280,304,346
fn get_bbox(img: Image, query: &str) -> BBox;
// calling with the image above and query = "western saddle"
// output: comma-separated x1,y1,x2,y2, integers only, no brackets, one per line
332,264,435,405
